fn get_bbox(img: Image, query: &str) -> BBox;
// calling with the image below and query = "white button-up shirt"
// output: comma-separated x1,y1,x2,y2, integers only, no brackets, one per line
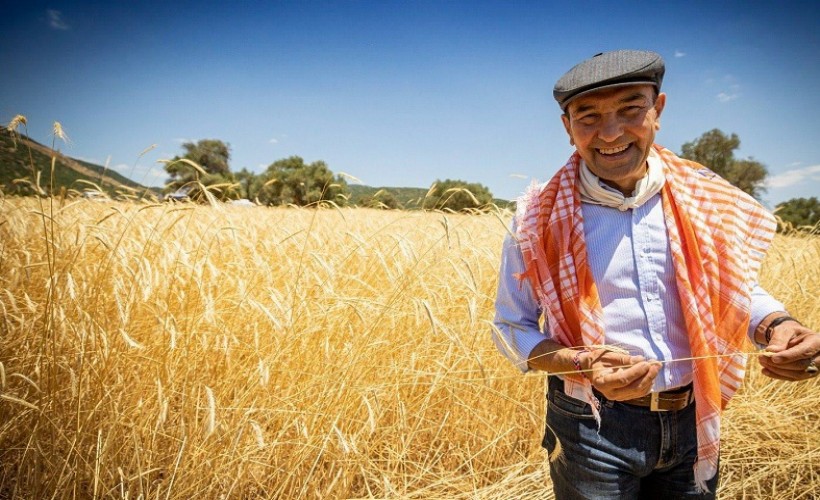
493,193,784,392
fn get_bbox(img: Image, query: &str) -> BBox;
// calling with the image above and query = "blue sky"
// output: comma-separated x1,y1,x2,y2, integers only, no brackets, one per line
2,0,818,206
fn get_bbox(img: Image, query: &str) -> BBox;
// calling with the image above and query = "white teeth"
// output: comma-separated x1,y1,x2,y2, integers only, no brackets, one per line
598,144,629,155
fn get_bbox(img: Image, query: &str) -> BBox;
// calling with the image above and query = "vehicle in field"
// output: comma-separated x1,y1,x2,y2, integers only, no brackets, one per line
163,186,192,202
82,190,109,201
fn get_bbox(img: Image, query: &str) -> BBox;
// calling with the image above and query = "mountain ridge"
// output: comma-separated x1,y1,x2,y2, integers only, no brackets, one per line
1,129,509,207
0,128,158,198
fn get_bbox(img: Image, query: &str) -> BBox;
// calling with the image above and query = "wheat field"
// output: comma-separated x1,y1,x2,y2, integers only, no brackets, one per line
0,196,817,499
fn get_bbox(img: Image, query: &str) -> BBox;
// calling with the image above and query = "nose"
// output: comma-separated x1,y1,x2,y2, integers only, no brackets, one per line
597,113,624,143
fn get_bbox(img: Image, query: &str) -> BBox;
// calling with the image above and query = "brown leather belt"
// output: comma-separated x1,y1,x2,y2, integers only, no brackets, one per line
621,384,694,412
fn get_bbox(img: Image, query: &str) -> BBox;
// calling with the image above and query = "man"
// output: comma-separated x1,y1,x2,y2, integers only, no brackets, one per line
492,50,820,499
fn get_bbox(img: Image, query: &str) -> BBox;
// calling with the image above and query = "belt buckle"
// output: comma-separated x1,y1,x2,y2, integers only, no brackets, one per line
650,392,667,412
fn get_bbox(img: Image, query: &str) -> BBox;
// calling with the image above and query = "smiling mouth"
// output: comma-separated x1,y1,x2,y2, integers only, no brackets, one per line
597,144,630,155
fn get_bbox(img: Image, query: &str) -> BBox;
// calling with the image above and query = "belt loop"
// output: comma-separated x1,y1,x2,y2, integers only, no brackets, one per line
650,392,665,412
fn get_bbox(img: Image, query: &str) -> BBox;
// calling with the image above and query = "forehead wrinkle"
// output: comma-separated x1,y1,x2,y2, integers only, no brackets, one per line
570,87,654,115
619,92,650,104
567,85,651,113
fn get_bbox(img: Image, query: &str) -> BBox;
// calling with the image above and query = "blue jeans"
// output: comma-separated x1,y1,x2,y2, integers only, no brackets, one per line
543,377,718,499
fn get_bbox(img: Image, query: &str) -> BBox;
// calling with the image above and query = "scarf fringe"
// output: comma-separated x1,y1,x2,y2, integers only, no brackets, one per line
694,458,718,494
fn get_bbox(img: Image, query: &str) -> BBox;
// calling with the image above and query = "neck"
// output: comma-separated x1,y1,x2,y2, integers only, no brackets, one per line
603,178,638,196
578,157,665,211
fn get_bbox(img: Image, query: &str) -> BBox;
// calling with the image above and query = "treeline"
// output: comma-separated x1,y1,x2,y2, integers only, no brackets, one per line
2,118,817,227
679,129,819,233
164,139,498,212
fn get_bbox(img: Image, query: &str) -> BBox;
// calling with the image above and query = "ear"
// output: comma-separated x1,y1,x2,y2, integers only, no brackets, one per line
561,113,575,146
652,93,667,131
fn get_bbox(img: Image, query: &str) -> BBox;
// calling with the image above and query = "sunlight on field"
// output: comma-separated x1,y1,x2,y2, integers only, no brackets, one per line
0,197,817,499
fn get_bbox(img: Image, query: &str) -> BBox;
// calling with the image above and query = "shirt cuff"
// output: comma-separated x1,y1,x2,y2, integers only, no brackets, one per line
491,323,548,373
748,295,786,349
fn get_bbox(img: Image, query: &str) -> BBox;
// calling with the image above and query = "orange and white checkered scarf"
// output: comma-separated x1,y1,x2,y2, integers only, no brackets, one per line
515,145,776,490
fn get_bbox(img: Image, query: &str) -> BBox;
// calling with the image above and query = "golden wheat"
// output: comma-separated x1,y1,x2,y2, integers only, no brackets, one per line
6,115,27,134
0,197,817,499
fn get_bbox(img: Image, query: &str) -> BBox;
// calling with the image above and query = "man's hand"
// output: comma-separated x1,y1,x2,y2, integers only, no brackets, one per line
580,349,661,401
760,321,820,381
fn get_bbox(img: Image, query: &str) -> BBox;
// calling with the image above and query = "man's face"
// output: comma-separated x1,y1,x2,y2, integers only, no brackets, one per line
562,84,666,195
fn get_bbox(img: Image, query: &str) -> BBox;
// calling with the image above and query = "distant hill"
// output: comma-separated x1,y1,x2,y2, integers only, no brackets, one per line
1,128,510,207
0,128,160,199
348,184,511,209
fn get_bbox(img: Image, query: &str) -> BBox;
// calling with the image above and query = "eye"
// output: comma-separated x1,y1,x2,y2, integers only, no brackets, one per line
620,105,647,119
577,113,599,125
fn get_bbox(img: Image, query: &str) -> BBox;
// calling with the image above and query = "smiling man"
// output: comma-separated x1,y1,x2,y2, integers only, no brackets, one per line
492,50,820,499
563,85,664,195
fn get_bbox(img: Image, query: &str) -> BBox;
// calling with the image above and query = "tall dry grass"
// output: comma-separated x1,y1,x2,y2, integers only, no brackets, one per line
0,196,817,499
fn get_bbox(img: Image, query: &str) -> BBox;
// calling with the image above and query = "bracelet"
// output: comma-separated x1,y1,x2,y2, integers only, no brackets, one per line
572,350,586,379
764,315,802,344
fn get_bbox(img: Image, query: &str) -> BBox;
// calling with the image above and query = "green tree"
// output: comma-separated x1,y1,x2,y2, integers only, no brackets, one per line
680,129,768,199
164,139,234,198
424,179,494,212
775,197,820,231
256,156,349,206
181,139,230,175
233,167,258,200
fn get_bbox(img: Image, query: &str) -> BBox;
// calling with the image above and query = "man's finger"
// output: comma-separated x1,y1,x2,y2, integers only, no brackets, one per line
759,357,811,372
620,362,660,395
771,344,818,364
761,368,794,381
594,361,651,388
587,349,631,368
596,351,643,369
762,366,815,381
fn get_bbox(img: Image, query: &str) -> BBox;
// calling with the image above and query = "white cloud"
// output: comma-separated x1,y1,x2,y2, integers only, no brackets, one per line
765,164,820,188
77,156,102,165
717,92,739,102
47,9,69,30
674,50,686,58
268,138,279,144
714,75,741,102
174,138,192,144
147,167,166,179
111,163,131,174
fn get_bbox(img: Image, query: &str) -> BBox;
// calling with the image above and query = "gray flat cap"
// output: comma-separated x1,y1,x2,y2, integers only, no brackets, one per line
553,50,665,110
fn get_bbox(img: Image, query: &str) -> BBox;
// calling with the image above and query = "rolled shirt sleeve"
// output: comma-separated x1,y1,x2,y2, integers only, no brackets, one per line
748,284,786,348
492,233,548,373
